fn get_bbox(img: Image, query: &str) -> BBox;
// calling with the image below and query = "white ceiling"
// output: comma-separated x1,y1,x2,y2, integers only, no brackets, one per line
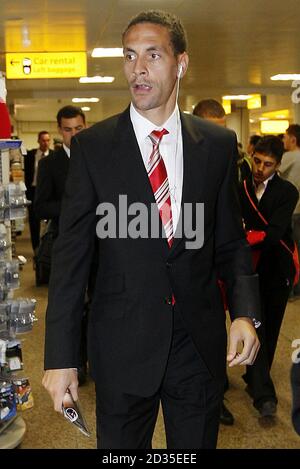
1,0,300,123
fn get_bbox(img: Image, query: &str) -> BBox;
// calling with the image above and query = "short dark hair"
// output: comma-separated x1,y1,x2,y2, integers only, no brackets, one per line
56,105,86,127
123,10,187,56
249,135,261,147
254,135,284,163
193,99,225,119
286,124,300,147
38,130,49,140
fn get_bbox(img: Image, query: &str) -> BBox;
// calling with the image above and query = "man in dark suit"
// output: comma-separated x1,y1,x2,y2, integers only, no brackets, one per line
240,136,299,417
43,10,260,449
34,106,86,235
24,131,54,252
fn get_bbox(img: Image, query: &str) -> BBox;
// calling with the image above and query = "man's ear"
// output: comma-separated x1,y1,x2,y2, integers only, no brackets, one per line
177,52,189,78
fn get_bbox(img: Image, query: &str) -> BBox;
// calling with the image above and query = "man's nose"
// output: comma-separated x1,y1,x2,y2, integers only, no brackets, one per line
132,57,147,76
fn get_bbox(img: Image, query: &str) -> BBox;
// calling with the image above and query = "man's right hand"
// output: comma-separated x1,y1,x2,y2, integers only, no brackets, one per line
42,368,78,412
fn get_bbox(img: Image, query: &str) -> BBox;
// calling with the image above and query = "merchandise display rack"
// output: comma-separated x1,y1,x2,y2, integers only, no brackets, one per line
0,139,34,449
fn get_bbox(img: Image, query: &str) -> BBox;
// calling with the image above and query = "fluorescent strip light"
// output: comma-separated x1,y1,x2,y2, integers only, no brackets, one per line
261,120,289,134
223,95,253,100
79,76,115,83
92,48,123,58
271,74,300,81
81,106,91,111
72,97,99,103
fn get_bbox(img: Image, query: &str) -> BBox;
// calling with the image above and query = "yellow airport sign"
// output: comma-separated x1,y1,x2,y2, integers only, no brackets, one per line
6,52,87,79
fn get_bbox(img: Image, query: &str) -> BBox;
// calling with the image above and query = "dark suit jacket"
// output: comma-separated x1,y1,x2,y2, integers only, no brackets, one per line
34,147,69,233
240,174,299,288
25,148,54,200
44,108,260,398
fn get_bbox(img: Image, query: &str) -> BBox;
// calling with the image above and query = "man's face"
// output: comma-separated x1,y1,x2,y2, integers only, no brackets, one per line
58,115,85,148
252,152,280,184
283,132,295,151
123,22,188,123
38,133,51,153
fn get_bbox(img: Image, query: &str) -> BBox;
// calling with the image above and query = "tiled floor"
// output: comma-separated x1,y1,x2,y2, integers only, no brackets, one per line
12,229,300,449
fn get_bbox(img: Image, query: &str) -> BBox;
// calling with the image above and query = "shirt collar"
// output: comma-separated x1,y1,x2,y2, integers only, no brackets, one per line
37,148,49,157
130,103,179,143
253,171,275,189
63,143,70,158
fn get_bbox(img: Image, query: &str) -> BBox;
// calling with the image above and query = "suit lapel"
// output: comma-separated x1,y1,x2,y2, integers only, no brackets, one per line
170,113,206,253
110,108,156,207
258,173,278,211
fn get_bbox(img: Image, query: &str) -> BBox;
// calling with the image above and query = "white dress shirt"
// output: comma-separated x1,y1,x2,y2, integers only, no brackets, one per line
130,103,183,231
254,173,275,202
32,148,50,186
63,143,70,158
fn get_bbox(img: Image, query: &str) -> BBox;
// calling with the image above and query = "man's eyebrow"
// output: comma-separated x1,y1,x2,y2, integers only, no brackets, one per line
123,45,166,53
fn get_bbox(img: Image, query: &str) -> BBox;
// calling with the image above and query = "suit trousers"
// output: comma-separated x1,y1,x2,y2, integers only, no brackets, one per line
95,307,223,449
243,284,290,408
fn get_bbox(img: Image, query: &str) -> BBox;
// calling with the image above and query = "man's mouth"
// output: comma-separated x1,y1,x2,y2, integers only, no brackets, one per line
132,83,152,92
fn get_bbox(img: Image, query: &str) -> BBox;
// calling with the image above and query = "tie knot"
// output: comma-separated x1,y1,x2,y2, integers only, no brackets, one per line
149,128,169,146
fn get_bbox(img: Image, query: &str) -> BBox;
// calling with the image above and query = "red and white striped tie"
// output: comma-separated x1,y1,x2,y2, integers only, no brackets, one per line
148,129,174,247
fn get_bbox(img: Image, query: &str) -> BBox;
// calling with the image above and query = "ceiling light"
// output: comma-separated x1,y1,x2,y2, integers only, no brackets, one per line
270,74,300,81
261,120,289,134
79,76,115,83
72,97,99,103
222,95,253,100
92,48,123,58
81,106,91,111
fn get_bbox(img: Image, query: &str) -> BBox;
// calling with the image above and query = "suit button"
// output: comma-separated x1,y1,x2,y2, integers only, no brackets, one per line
164,297,173,305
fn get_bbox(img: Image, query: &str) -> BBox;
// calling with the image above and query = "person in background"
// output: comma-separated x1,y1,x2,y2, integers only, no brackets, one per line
24,131,54,255
280,124,300,296
193,98,234,426
240,135,298,417
35,105,88,385
247,135,261,157
35,106,86,234
43,10,260,449
193,98,226,127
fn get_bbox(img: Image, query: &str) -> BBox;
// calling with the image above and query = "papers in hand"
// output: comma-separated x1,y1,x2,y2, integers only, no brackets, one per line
61,389,91,437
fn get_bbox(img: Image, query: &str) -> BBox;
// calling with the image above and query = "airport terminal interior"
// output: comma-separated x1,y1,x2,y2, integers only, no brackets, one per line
1,0,300,449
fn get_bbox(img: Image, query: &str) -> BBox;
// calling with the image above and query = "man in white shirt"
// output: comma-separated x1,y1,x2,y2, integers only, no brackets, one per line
42,10,260,449
24,131,54,253
240,136,299,417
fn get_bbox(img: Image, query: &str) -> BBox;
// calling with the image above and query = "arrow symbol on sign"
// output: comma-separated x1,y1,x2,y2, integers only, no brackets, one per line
10,60,20,66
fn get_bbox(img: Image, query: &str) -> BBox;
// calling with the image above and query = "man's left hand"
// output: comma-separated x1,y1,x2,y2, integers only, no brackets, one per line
227,317,260,367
